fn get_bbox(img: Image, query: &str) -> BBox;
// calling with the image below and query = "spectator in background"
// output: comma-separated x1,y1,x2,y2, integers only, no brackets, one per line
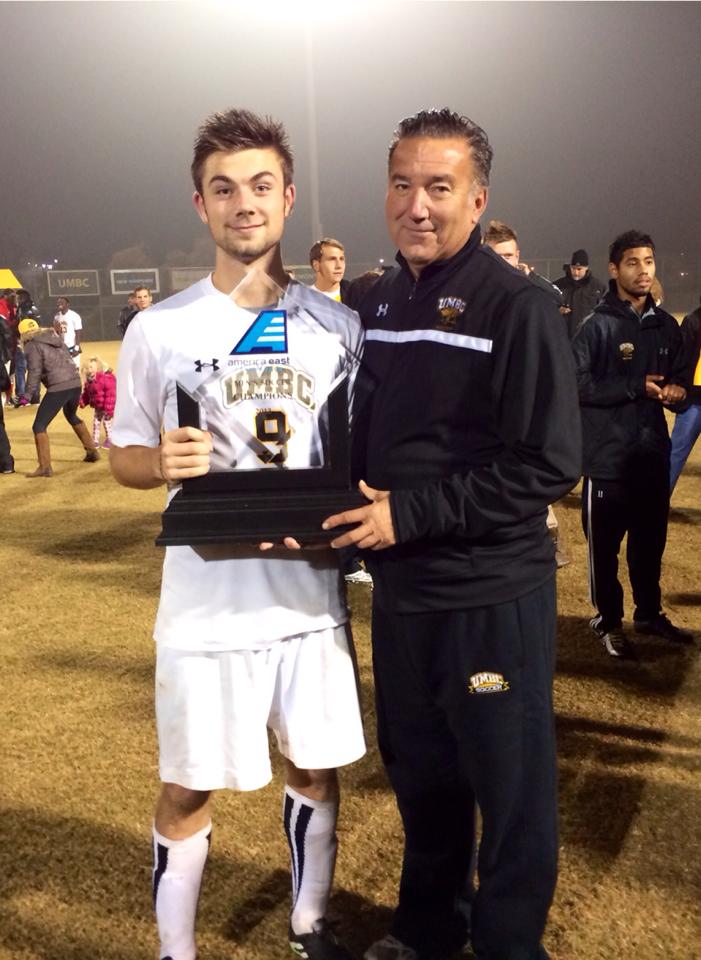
309,238,373,586
555,250,606,338
669,295,701,494
0,290,18,406
118,286,153,338
309,238,349,302
483,220,569,567
80,356,117,449
0,315,15,472
117,291,138,337
573,230,691,659
53,296,83,367
483,220,563,305
14,290,41,404
19,317,99,477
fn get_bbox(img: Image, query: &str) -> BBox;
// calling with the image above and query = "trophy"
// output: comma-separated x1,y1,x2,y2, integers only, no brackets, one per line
156,271,368,546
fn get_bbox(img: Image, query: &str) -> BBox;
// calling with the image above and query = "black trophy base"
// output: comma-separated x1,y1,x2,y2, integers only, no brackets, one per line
156,488,369,546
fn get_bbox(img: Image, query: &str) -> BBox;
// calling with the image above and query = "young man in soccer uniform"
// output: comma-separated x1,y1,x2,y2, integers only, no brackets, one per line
110,109,365,960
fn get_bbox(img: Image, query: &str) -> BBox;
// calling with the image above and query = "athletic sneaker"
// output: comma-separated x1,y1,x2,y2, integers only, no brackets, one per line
364,936,418,960
344,569,373,585
290,920,355,960
633,615,693,644
590,616,636,659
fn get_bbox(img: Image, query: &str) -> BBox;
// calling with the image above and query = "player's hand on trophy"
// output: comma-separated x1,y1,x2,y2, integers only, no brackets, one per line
258,537,328,552
323,480,396,551
159,426,213,481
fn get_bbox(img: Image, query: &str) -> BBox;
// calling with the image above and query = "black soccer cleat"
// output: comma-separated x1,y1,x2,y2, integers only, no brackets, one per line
290,919,356,960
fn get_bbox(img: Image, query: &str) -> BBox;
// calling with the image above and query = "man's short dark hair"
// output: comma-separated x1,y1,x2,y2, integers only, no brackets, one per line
134,286,151,296
58,296,70,304
483,220,517,246
388,108,493,187
609,230,655,267
191,108,294,194
309,237,344,267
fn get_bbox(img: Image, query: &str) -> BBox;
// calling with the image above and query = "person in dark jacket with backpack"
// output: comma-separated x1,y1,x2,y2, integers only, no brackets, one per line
572,230,691,659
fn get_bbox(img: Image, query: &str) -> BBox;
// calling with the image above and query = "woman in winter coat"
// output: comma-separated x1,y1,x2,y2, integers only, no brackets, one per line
18,318,99,477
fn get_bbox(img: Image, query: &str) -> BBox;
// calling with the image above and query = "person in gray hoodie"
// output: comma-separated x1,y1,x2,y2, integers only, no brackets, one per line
19,318,99,477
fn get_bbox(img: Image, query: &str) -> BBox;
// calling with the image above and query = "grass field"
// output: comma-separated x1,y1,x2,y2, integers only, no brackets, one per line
1,341,699,960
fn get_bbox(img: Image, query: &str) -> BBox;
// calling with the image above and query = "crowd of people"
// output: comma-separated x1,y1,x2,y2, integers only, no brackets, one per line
0,291,127,475
1,105,699,960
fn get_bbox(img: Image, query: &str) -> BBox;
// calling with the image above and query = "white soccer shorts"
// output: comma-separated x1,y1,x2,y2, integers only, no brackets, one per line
156,624,366,791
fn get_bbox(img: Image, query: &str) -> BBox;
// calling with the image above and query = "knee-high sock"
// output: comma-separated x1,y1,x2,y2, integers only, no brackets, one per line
283,785,338,935
152,821,211,960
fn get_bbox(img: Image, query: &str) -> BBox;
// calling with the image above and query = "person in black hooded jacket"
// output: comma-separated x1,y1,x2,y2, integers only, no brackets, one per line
572,229,691,659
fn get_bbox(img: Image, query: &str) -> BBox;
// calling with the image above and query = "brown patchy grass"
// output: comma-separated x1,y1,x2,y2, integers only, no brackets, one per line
1,342,699,960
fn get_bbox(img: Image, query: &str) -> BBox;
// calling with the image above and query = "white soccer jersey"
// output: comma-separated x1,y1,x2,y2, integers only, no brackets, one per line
53,308,82,349
112,276,364,652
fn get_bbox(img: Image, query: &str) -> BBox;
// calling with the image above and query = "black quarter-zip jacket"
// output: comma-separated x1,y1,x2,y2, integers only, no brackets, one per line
354,228,582,613
572,283,688,479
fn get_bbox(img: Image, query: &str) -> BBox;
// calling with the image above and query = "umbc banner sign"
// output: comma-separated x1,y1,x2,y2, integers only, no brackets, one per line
110,268,160,296
48,270,100,297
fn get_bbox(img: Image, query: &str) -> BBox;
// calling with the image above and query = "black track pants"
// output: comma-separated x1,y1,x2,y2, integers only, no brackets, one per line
372,579,558,960
581,465,669,631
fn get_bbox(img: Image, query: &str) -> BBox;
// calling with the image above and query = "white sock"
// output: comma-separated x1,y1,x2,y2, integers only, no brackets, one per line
283,784,338,935
152,821,211,960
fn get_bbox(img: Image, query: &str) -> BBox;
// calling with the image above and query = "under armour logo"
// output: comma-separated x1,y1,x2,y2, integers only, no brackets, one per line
194,359,219,372
376,303,389,318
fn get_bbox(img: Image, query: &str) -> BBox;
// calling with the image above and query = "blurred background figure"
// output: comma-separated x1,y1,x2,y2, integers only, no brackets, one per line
117,291,138,338
79,356,117,449
53,297,83,368
0,313,15,473
309,237,349,302
13,290,41,405
0,290,18,406
555,249,606,339
483,219,563,303
19,318,99,477
669,294,701,495
117,286,153,339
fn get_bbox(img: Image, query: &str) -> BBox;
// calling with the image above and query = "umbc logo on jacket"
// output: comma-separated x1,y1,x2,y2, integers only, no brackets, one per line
468,672,510,694
436,296,466,331
619,342,635,361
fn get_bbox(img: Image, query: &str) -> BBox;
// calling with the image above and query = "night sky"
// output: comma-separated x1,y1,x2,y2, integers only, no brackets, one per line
1,1,700,282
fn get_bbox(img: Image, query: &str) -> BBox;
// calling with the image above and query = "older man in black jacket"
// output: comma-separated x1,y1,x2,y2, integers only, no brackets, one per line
325,109,581,960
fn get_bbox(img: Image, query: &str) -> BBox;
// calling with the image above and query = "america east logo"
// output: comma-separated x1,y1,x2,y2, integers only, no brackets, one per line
231,309,287,355
202,308,316,411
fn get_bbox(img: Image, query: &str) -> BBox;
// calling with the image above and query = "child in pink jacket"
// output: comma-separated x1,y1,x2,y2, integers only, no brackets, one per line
79,356,117,448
